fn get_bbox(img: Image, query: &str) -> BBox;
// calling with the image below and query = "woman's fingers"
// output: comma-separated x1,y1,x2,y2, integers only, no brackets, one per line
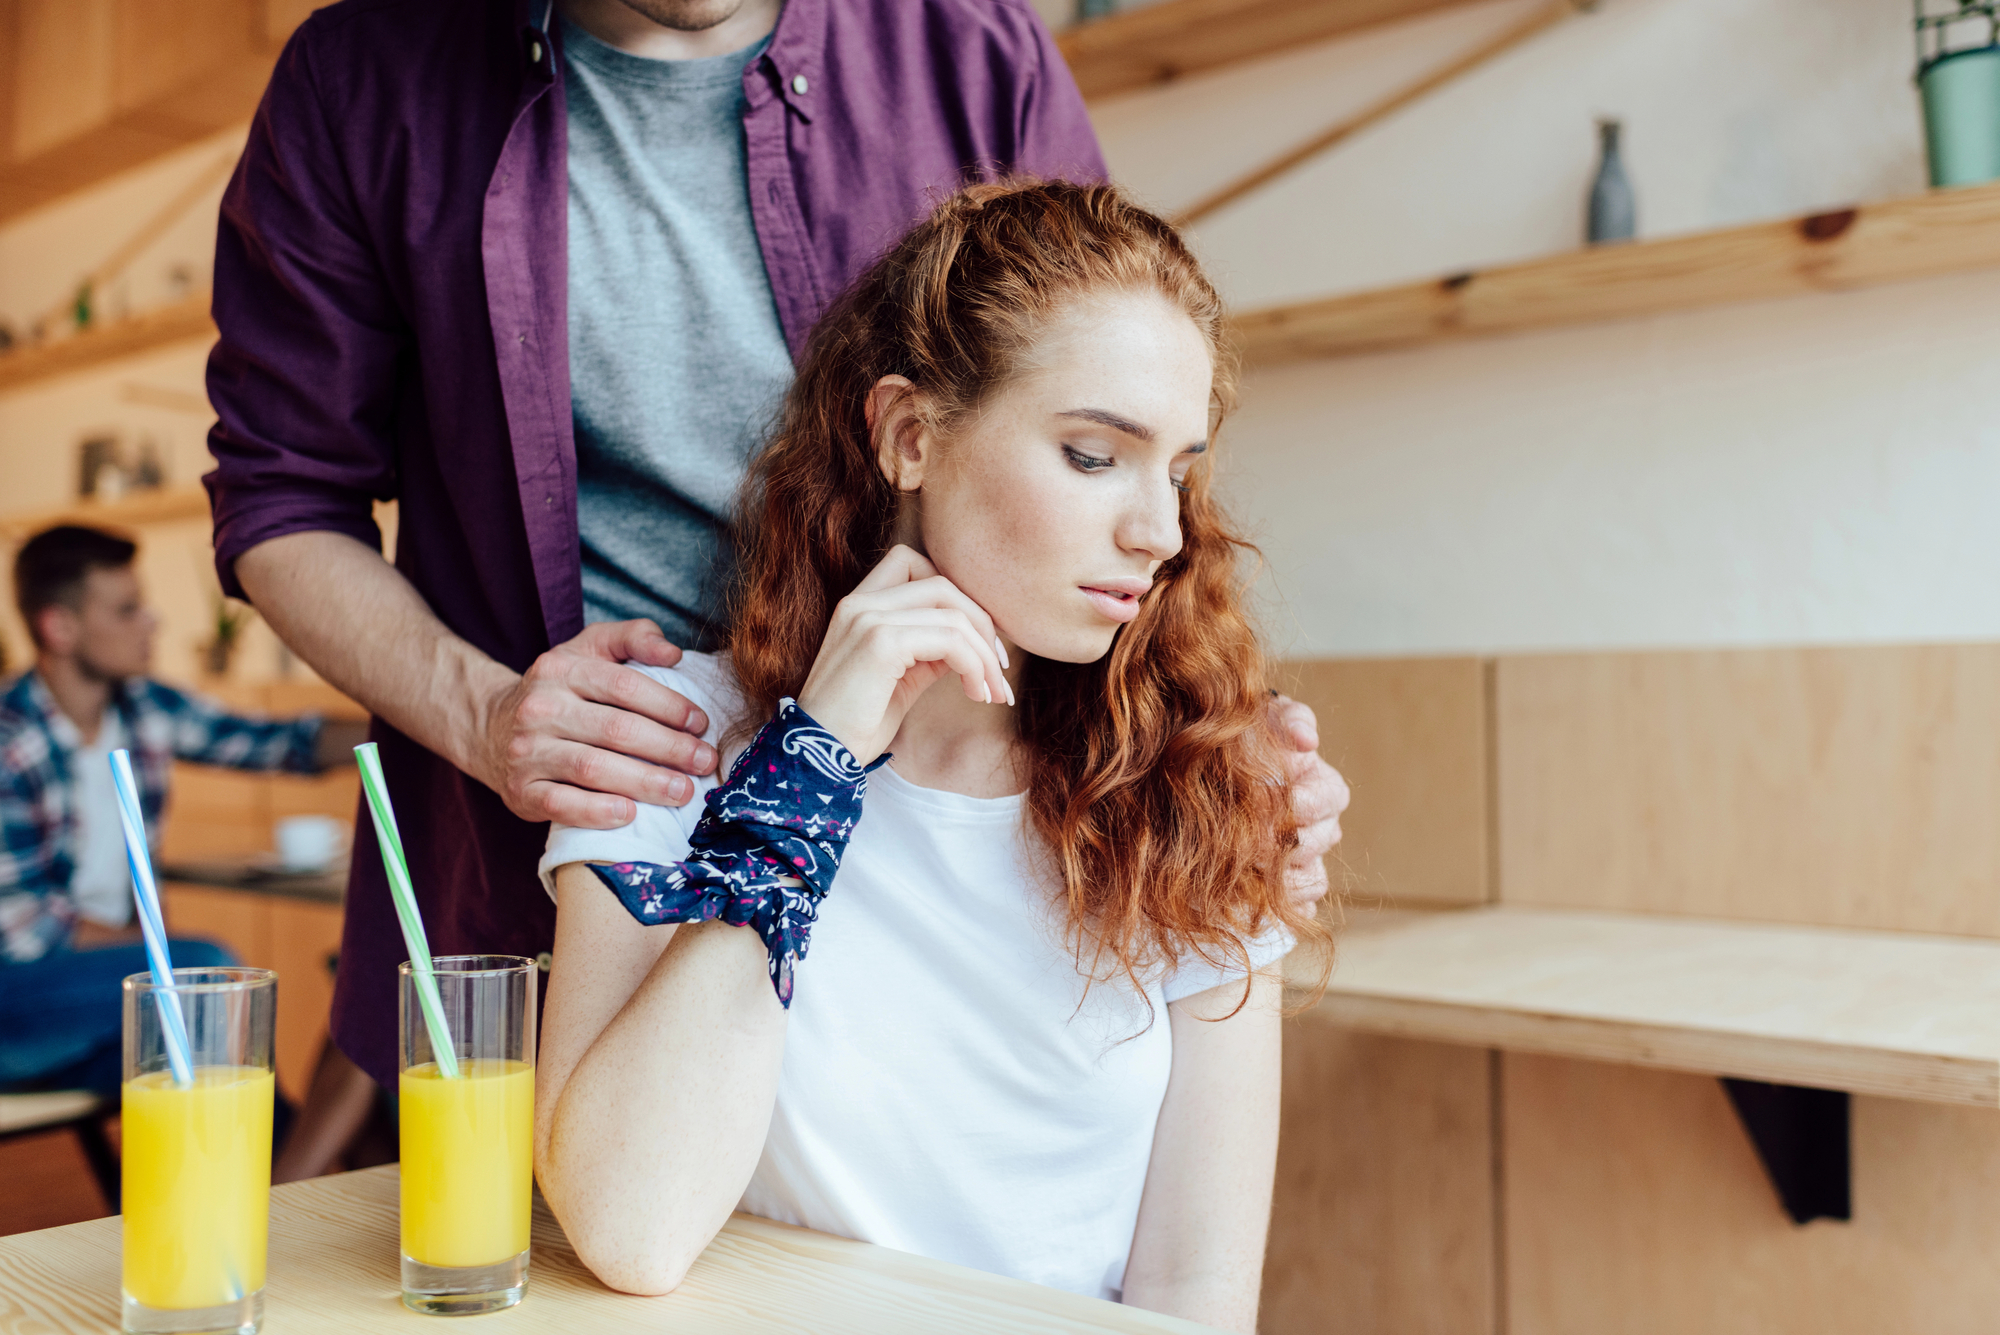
852,544,939,595
847,550,1003,658
860,611,1009,706
843,574,1000,650
856,611,1008,703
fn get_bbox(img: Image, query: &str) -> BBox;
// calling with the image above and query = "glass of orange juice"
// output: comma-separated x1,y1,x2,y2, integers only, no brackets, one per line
121,966,276,1335
398,955,536,1315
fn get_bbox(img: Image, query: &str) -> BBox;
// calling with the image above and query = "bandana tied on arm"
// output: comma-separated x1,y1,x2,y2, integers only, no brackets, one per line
587,699,882,1006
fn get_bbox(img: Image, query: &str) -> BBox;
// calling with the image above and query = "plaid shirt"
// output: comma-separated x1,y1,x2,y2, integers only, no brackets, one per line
0,671,323,962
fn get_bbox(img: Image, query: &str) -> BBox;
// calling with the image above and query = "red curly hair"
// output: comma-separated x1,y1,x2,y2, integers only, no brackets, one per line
729,180,1327,1002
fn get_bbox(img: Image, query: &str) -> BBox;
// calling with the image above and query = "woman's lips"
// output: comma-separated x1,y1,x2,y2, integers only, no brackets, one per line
1081,585,1145,623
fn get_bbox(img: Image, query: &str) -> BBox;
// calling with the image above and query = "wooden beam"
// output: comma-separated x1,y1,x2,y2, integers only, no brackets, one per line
1231,181,2000,364
0,48,272,224
1307,906,2000,1107
1059,0,1482,101
0,292,215,395
1176,0,1581,226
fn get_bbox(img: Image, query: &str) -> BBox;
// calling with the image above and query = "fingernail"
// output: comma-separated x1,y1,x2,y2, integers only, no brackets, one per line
995,635,1010,670
982,682,993,704
1003,678,1016,707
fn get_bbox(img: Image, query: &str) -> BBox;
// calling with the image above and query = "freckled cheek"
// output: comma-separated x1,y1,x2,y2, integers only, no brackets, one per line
924,468,1088,623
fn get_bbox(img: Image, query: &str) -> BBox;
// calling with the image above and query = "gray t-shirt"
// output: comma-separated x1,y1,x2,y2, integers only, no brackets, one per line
563,19,794,650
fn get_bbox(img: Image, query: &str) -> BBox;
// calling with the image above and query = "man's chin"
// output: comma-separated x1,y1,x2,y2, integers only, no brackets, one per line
76,655,145,686
613,0,746,32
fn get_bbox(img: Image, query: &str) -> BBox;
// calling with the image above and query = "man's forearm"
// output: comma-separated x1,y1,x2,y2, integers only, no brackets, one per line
235,531,512,785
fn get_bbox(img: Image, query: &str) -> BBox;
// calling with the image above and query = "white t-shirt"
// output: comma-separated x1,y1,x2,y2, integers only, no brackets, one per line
540,652,1290,1302
70,711,132,927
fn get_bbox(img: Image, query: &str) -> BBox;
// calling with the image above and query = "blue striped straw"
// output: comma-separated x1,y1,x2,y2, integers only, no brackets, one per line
109,749,193,1086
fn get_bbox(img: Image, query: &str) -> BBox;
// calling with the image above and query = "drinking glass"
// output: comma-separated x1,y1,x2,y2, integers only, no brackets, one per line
121,967,277,1335
398,955,537,1315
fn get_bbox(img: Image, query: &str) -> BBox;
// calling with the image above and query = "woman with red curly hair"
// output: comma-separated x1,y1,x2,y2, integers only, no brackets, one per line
533,180,1327,1332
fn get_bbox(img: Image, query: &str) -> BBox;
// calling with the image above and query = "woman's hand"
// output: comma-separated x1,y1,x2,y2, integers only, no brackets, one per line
796,545,1011,764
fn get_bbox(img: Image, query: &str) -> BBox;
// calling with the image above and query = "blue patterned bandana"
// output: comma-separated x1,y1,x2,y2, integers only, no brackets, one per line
587,698,883,1005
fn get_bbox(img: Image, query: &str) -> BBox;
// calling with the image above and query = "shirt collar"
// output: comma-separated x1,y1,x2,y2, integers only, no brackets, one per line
22,669,138,756
763,0,823,122
23,669,81,754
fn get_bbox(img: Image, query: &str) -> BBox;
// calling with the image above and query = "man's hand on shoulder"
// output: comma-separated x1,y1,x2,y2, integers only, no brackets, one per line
476,620,720,828
1269,695,1349,920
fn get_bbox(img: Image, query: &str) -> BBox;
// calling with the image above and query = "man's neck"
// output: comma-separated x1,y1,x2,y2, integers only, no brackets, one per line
35,656,114,745
560,0,780,60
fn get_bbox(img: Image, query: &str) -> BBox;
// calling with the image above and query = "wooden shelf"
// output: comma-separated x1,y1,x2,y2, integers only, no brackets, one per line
0,294,217,395
1233,181,2000,364
0,483,210,540
1301,906,2000,1107
1059,0,1479,101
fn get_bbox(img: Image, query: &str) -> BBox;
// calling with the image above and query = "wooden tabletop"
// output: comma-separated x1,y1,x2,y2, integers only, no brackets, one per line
0,1166,1210,1334
1306,906,2000,1106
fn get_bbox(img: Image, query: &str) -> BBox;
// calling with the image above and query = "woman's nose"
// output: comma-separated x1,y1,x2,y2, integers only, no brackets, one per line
1117,477,1184,563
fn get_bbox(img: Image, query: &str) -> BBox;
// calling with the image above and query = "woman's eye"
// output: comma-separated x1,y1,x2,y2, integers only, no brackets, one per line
1063,446,1114,473
1170,477,1191,494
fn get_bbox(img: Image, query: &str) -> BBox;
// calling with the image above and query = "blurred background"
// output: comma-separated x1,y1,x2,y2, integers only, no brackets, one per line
3,1,1997,1331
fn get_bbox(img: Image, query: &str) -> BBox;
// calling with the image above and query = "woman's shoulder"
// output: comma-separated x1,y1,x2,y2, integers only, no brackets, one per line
537,652,754,899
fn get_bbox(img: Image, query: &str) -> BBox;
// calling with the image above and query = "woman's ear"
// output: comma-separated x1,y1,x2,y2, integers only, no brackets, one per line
866,375,930,493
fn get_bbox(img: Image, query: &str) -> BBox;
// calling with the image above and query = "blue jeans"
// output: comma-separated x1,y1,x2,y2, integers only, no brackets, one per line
0,939,235,1097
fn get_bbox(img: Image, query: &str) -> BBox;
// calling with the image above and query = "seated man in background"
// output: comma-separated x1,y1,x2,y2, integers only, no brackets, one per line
0,524,363,1098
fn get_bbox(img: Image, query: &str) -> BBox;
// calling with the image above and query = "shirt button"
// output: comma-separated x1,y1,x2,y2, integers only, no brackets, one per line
791,73,809,95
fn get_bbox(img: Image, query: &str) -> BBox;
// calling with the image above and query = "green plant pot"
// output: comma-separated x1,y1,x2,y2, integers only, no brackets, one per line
1921,45,2000,187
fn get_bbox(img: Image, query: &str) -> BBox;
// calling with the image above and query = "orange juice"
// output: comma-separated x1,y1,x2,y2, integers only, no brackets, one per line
399,1058,534,1267
122,1066,274,1310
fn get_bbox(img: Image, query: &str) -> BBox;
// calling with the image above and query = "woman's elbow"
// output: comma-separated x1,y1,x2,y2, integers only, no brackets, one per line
581,1245,698,1298
548,1185,711,1296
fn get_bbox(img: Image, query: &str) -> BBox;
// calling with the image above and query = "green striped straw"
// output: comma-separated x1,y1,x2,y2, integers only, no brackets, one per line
354,743,459,1079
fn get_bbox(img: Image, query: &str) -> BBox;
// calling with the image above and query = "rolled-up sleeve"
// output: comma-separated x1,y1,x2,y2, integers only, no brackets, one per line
205,19,405,600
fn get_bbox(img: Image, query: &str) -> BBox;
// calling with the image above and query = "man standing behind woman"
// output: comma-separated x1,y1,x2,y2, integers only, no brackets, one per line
205,0,1349,1119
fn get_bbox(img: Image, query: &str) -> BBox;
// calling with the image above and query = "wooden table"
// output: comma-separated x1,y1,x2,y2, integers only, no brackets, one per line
0,1166,1211,1333
1304,905,2000,1106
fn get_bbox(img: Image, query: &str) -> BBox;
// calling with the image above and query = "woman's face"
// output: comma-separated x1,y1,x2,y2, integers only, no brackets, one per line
888,290,1215,665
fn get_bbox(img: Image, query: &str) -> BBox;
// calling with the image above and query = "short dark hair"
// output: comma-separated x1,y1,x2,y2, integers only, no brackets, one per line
14,525,138,647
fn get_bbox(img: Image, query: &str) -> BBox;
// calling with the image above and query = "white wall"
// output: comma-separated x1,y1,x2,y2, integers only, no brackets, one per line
1088,0,1990,657
1,1,1989,666
0,127,268,677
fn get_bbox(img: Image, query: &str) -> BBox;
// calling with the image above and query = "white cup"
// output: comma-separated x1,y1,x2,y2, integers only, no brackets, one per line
275,815,347,872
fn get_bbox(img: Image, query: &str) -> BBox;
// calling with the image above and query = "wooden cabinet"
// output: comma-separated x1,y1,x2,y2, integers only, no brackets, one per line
160,884,342,1105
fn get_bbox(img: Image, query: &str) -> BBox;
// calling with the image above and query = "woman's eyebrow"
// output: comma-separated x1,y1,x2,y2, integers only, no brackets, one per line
1058,407,1154,441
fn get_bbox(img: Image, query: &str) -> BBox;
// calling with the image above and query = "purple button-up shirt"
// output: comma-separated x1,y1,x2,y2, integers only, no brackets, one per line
204,0,1105,1085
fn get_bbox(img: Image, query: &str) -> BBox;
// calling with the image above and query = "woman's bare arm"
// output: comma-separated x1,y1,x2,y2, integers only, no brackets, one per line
532,544,1010,1293
1120,967,1284,1333
534,863,787,1295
